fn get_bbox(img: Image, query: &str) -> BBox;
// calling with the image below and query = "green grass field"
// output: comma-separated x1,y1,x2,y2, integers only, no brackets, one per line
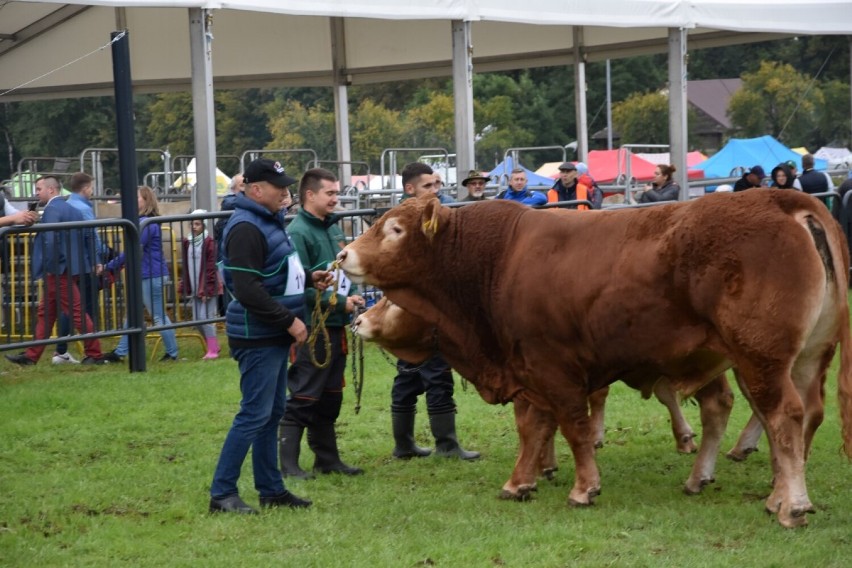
2,336,851,567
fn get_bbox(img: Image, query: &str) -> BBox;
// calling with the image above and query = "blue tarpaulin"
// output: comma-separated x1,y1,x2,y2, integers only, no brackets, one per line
487,157,555,188
696,135,827,178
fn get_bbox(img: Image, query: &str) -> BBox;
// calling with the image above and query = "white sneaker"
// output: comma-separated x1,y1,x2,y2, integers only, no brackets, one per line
51,352,81,365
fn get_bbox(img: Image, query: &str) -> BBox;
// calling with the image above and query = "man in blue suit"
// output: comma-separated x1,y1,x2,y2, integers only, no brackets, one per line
5,176,105,366
53,172,109,364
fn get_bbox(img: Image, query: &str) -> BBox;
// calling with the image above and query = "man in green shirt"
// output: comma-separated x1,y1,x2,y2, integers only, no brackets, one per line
279,168,365,478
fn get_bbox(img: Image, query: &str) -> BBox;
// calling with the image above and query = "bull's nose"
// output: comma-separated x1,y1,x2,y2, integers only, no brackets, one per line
337,249,347,263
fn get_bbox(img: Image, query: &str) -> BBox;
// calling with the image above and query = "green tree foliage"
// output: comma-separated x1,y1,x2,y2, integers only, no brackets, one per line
0,98,115,180
473,95,534,169
407,92,455,149
145,92,195,156
612,91,670,145
265,99,336,173
688,40,784,80
819,79,852,146
216,89,273,168
350,99,409,172
728,61,823,146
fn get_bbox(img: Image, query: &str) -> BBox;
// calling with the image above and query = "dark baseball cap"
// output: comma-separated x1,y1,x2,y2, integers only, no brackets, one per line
244,159,296,188
748,165,765,179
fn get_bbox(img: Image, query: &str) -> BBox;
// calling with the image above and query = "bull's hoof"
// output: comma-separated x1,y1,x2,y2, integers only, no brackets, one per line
776,506,813,529
676,435,698,454
726,446,758,462
768,493,815,528
499,485,535,502
568,497,592,507
541,467,558,481
568,486,600,507
594,440,604,450
683,477,715,495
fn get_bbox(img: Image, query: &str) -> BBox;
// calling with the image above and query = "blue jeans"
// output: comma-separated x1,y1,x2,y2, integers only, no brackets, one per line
210,344,289,499
114,276,178,357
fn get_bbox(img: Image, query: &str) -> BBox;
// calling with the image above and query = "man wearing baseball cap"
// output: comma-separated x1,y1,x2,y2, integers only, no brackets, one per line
210,158,330,514
733,165,765,191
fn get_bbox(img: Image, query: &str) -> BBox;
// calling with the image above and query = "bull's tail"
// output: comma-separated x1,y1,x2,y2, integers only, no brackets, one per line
815,211,852,458
838,311,852,458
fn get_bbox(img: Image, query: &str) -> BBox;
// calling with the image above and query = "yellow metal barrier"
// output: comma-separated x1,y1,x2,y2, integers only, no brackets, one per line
2,219,217,360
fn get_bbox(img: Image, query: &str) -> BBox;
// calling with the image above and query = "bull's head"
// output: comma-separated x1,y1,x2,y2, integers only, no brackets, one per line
337,194,450,288
351,297,435,364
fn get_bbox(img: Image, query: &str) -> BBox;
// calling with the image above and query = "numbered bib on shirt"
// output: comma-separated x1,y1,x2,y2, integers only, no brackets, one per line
328,262,352,296
284,253,306,295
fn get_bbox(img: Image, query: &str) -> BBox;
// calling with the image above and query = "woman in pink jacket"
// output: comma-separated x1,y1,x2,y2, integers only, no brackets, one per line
181,210,223,359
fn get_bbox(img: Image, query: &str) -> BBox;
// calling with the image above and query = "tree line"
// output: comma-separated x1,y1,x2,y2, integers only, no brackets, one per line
1,35,848,184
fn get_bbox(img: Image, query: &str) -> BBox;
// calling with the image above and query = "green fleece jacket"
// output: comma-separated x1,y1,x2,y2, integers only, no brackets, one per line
287,208,355,328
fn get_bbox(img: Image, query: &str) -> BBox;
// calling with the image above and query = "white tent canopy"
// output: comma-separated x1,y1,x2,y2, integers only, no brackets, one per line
815,147,852,171
4,1,848,99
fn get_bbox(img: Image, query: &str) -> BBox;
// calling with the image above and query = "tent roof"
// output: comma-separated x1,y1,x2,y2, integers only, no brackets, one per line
815,146,852,170
11,1,852,31
695,135,828,178
636,151,708,168
586,149,666,184
3,1,848,100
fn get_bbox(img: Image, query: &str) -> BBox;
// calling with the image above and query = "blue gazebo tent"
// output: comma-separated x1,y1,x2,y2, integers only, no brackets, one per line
696,135,827,178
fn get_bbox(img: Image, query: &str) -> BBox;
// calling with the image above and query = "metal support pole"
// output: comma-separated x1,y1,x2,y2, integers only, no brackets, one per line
606,59,613,150
667,27,690,200
452,20,475,200
573,27,589,163
111,29,145,372
189,8,217,212
331,17,352,187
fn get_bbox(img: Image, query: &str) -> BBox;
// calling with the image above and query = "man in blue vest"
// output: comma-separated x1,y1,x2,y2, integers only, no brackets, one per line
798,153,835,195
209,159,330,515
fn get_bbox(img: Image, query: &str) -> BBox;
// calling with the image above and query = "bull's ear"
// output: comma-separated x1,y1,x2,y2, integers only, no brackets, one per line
421,198,444,241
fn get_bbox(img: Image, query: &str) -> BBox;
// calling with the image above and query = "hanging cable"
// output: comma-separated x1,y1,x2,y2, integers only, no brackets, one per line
778,47,836,140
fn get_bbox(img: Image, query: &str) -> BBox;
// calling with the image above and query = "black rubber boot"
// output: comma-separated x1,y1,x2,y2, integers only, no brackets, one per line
429,412,480,460
391,411,432,459
308,423,364,475
278,420,314,479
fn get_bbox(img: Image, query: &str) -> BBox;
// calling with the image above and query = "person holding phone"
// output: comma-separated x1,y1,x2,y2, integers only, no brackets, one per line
0,190,38,228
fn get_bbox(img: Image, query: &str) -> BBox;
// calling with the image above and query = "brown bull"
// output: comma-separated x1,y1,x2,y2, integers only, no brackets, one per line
338,189,852,528
352,297,700,499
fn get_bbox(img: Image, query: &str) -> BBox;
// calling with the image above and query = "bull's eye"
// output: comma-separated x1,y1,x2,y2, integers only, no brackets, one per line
392,226,403,235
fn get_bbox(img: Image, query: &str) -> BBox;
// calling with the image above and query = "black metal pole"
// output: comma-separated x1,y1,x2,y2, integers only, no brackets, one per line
111,30,145,373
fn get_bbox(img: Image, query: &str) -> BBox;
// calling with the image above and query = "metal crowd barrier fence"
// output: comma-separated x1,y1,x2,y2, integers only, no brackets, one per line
1,219,142,362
